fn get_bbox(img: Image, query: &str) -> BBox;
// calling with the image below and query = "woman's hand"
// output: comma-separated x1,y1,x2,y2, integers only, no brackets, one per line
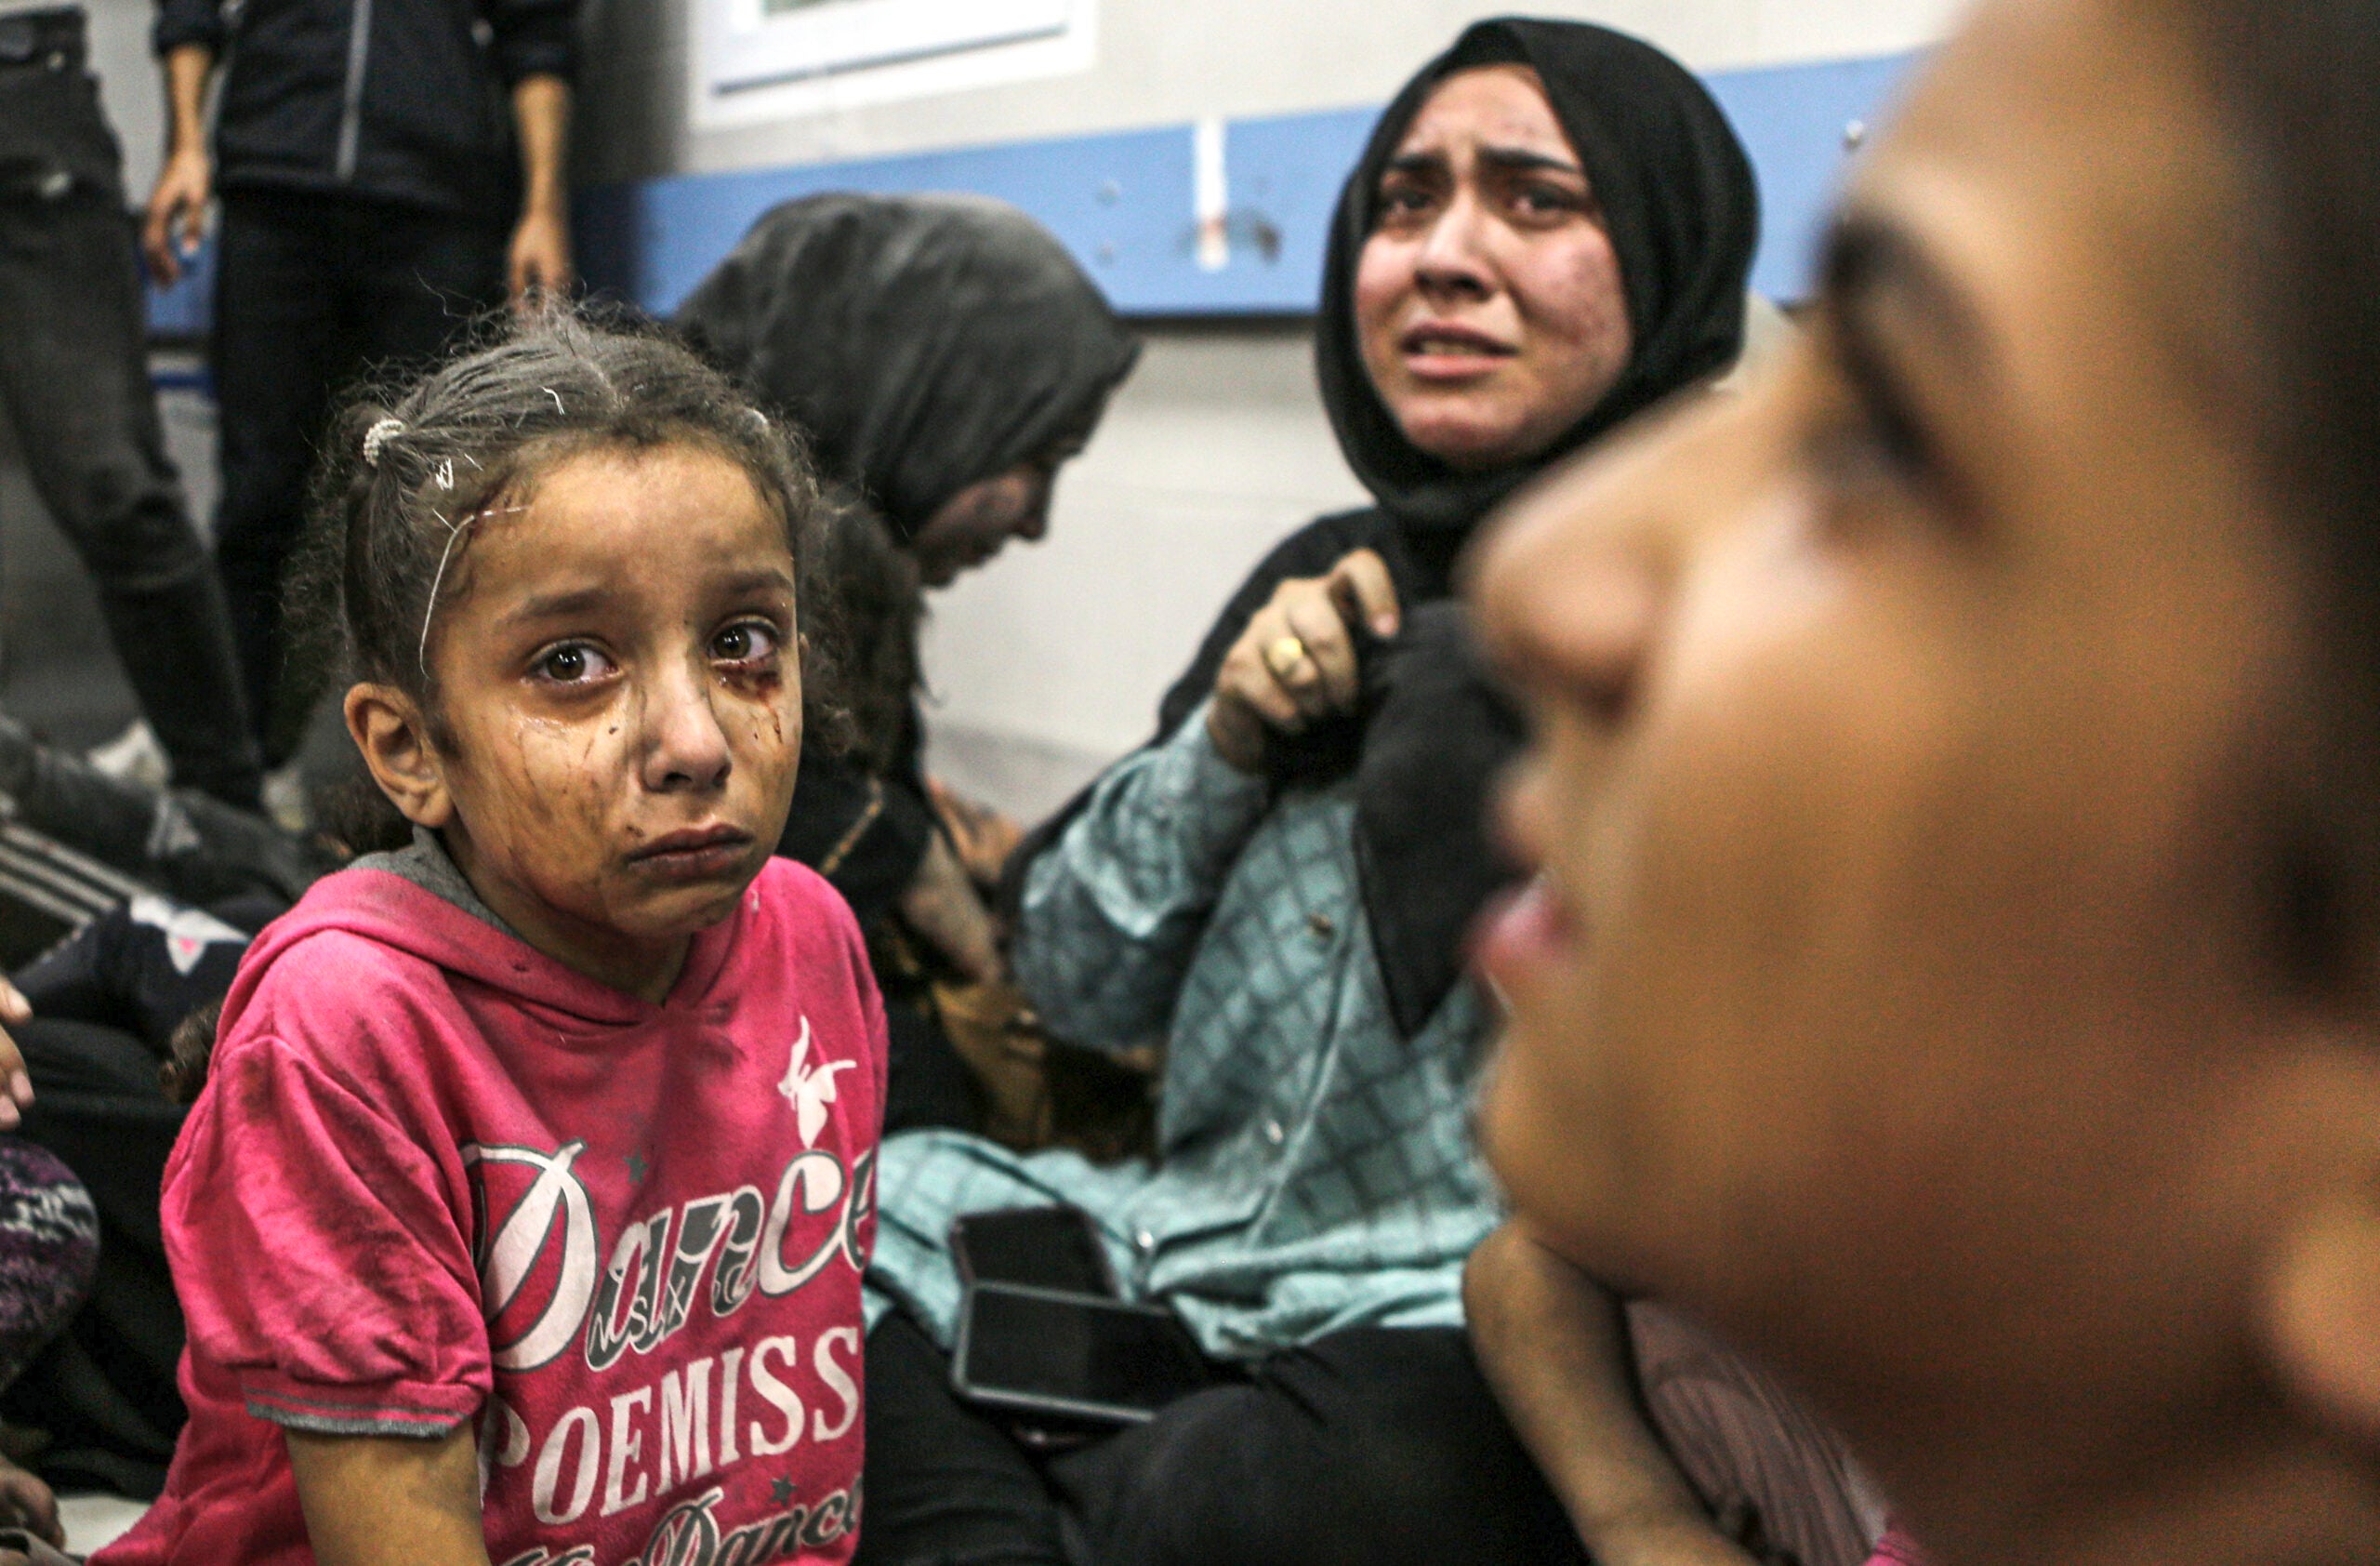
142,146,213,286
507,205,575,313
0,1453,62,1551
928,778,1024,889
900,833,1007,985
1207,549,1402,774
0,981,36,1132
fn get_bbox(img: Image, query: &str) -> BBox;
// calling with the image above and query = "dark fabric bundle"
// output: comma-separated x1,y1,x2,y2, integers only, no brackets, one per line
675,192,1141,539
1315,15,1761,533
1350,604,1530,1036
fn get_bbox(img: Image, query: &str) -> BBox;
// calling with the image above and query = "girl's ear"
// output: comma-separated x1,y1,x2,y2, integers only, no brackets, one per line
344,682,456,829
2260,1051,2380,1451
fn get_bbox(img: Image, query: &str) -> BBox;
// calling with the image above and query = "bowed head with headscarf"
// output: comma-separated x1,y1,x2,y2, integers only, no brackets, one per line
677,192,1140,542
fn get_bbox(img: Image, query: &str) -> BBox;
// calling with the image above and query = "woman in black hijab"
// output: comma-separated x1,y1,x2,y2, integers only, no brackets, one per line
860,20,1769,1566
1122,14,1758,1051
677,193,1139,1131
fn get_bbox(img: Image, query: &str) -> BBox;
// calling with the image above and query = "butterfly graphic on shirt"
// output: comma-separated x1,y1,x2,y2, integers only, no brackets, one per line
776,1016,855,1148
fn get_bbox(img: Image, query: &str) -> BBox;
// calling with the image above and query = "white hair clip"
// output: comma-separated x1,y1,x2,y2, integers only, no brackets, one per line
362,418,406,468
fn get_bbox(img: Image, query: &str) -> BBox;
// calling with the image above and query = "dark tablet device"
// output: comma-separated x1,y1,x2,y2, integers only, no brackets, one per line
949,1204,1116,1296
949,1281,1217,1427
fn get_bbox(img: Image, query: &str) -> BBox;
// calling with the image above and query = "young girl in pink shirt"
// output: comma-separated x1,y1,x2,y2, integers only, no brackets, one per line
96,315,887,1566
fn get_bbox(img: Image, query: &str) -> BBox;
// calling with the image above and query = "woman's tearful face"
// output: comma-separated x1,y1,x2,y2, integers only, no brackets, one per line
1355,64,1633,471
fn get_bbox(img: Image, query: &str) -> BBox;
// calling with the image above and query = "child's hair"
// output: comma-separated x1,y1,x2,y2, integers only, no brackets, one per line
288,307,849,850
162,998,221,1106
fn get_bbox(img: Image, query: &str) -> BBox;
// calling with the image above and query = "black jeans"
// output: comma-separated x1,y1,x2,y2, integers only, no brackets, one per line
210,188,505,757
0,9,262,808
857,1314,1589,1566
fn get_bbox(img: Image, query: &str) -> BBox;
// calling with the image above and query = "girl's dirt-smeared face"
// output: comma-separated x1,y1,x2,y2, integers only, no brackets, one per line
425,442,801,999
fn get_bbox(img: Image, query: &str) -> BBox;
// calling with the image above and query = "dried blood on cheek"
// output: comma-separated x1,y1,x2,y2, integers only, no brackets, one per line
493,717,625,861
719,664,796,758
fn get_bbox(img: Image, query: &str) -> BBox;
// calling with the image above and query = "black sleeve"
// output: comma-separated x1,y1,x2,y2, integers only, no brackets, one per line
152,0,227,56
482,0,577,86
778,750,936,927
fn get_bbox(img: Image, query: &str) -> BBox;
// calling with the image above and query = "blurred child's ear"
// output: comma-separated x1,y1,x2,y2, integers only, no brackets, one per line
344,682,456,830
2261,1048,2380,1450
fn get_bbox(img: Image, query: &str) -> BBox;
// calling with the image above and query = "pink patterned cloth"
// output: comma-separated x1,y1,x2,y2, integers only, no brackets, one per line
1629,1303,1887,1566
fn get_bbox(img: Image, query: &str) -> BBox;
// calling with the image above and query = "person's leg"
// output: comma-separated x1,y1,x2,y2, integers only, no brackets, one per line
241,201,507,753
1048,1326,1588,1566
209,192,343,763
348,203,508,376
855,1313,1072,1566
0,61,262,808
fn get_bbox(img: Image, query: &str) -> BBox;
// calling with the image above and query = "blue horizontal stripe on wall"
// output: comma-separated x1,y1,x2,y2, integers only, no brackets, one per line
148,48,1920,333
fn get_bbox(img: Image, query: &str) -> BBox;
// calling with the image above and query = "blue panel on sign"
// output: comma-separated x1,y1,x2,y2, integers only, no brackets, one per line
579,126,1200,320
1703,51,1920,302
1207,107,1375,314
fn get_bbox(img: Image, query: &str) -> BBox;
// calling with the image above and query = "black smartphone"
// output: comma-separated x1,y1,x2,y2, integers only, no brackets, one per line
950,1281,1219,1427
949,1204,1116,1296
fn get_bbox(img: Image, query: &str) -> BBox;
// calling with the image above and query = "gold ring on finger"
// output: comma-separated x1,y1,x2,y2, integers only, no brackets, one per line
1265,634,1309,679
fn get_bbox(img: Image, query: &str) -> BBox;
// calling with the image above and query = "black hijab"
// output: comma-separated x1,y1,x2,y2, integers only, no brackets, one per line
1331,20,1757,1034
1316,16,1760,534
676,192,1141,540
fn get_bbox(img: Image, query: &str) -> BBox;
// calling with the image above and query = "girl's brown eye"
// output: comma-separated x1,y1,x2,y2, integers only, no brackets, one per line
713,621,781,665
532,643,615,684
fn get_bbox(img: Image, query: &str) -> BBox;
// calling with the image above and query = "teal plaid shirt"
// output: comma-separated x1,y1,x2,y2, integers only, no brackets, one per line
864,710,1502,1359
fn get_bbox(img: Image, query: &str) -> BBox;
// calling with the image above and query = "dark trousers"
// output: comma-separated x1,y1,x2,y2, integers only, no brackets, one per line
210,189,504,757
0,12,262,808
858,1314,1589,1566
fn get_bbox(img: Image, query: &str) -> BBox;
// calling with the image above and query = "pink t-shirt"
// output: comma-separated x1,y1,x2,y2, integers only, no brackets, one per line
97,856,887,1566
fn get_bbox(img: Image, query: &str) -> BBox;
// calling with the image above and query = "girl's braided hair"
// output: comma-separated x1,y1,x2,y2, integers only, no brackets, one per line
287,306,850,849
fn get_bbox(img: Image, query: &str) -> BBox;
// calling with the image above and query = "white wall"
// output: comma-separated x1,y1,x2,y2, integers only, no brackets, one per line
78,0,170,197
919,323,1367,815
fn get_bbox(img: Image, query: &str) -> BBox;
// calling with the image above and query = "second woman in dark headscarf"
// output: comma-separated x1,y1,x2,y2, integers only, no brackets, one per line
677,193,1139,1132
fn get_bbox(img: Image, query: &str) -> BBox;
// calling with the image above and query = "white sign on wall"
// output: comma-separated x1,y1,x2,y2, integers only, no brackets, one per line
697,0,1095,127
